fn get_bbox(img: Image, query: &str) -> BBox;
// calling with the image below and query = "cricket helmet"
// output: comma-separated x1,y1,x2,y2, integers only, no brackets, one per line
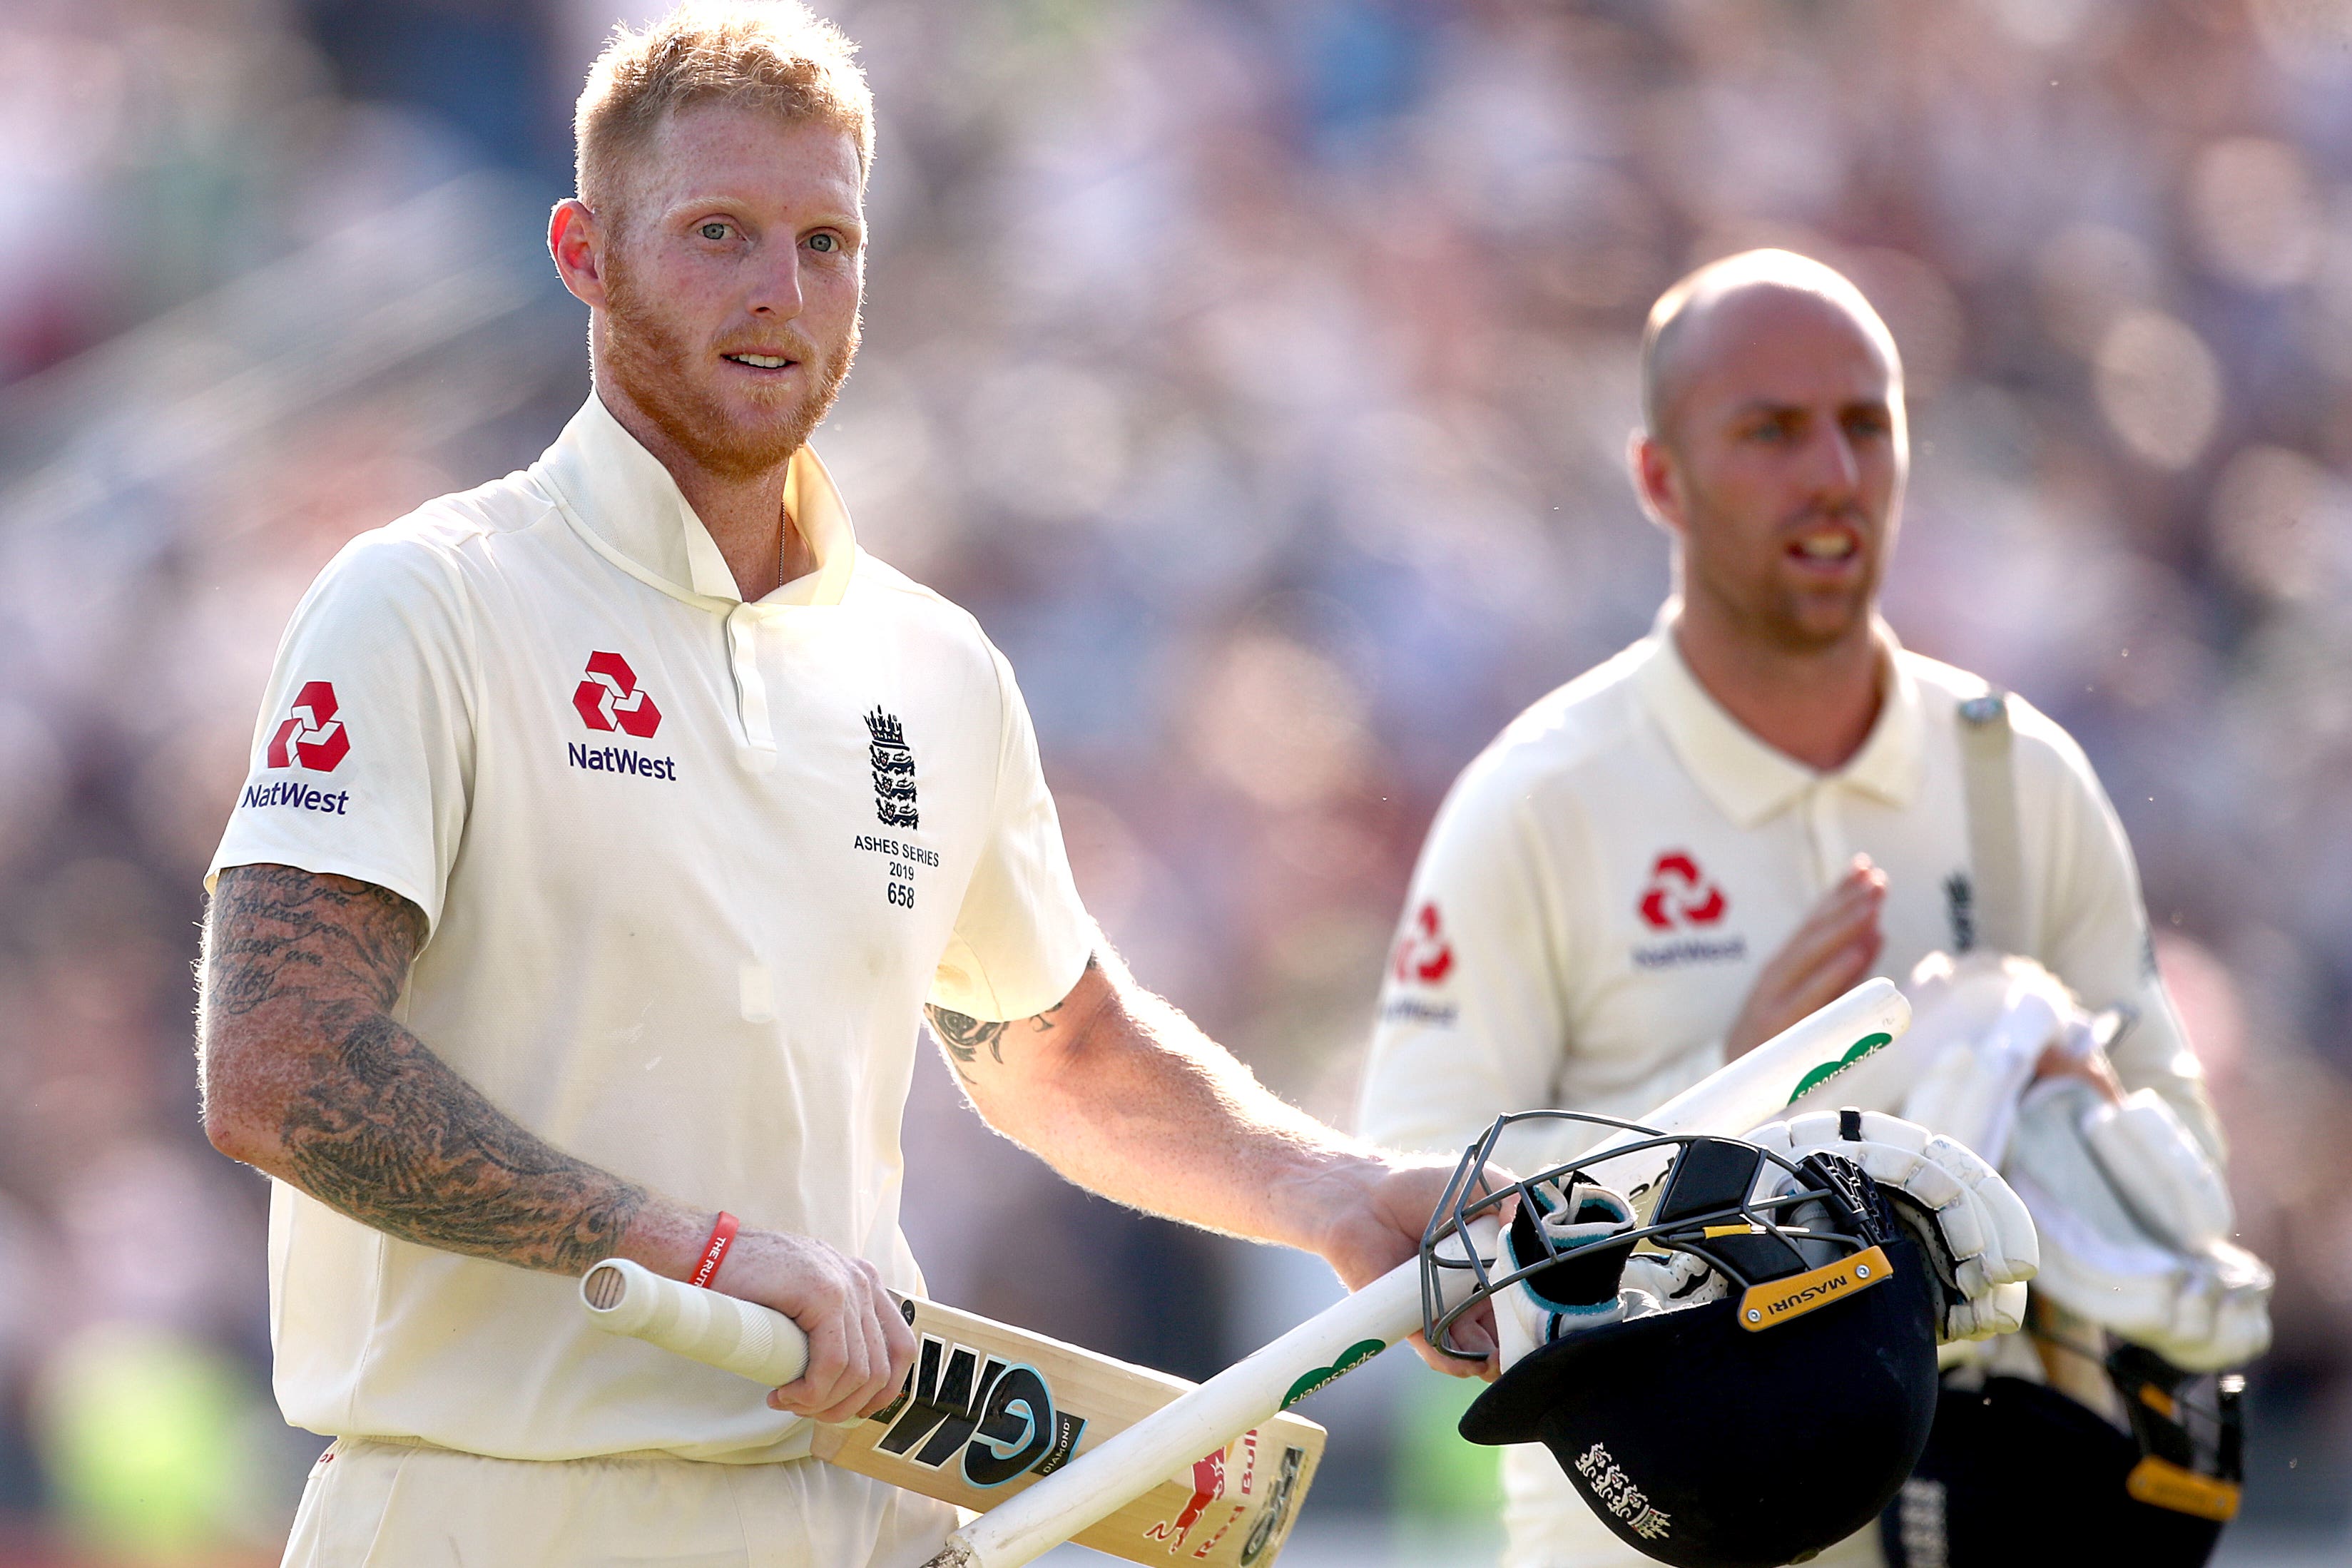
1421,1110,1941,1568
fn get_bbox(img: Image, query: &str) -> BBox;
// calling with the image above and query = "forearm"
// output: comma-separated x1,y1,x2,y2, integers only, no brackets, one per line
200,865,711,1278
218,1004,718,1274
936,954,1379,1254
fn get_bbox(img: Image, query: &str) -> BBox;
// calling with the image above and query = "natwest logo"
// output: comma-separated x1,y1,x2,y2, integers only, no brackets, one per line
1391,901,1455,985
1637,851,1726,931
266,681,350,772
572,651,661,738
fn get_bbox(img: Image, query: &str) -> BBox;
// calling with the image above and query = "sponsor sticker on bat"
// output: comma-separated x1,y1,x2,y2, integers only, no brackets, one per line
868,1333,1086,1487
1278,1340,1383,1410
1238,1446,1306,1565
1786,1032,1894,1104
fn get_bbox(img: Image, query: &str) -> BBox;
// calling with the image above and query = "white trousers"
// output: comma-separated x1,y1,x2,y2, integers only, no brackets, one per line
281,1437,960,1568
1500,1444,1884,1568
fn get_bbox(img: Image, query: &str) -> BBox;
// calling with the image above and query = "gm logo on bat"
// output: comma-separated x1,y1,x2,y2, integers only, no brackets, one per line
864,1328,1086,1488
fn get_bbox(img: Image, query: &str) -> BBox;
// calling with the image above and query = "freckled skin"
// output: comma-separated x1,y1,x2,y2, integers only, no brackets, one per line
551,107,869,596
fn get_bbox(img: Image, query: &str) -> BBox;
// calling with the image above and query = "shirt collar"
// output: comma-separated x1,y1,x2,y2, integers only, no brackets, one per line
1631,601,1924,828
534,391,859,610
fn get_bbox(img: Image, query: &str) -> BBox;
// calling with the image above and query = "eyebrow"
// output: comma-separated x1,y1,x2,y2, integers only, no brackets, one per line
666,195,865,233
1725,399,1804,423
1726,394,1890,420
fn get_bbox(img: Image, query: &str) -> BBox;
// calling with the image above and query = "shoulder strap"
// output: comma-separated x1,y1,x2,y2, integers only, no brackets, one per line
1957,691,2029,957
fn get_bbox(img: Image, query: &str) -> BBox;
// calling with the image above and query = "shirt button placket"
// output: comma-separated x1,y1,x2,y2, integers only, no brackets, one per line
728,604,778,775
1808,785,1850,892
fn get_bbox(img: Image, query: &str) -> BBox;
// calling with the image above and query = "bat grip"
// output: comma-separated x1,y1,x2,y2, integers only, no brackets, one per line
580,1257,810,1388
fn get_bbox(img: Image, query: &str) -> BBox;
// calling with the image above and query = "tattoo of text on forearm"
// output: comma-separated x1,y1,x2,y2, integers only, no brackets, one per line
204,865,647,1274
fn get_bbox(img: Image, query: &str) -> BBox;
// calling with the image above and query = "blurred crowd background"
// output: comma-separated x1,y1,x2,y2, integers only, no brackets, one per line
3,0,2352,1561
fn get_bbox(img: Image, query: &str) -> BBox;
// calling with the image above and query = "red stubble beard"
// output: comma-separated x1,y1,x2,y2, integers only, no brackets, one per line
598,253,858,482
1688,499,1888,656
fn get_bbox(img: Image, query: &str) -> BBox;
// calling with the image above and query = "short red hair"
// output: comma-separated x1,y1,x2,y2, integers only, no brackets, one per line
574,1,874,215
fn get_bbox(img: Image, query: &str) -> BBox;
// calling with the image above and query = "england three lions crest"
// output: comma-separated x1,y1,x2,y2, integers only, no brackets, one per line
866,707,919,829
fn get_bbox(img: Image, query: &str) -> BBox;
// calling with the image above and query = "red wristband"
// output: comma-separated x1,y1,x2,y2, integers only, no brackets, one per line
691,1211,739,1289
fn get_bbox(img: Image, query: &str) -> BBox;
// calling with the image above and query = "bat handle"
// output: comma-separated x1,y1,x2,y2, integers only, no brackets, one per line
936,1259,1427,1568
580,1257,811,1388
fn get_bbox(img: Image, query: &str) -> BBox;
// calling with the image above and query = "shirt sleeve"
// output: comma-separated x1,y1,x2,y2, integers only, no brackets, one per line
207,528,475,930
928,645,1093,1022
1356,758,1577,1157
2020,703,2224,1159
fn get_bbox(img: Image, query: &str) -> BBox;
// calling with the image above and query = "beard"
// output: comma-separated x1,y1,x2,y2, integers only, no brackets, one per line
598,255,859,482
1684,502,1886,656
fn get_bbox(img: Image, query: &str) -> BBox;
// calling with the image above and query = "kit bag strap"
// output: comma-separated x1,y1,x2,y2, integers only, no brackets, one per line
1957,690,2029,957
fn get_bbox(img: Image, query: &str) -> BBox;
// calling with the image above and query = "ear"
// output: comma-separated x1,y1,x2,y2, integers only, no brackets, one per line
1628,430,1684,539
549,200,609,310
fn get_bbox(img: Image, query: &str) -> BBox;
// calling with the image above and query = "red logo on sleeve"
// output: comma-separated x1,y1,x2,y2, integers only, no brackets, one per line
1391,902,1455,985
572,651,663,738
265,681,350,772
1638,851,1727,930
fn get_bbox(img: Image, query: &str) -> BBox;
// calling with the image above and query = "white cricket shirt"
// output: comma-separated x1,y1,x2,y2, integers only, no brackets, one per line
1356,608,2215,1568
210,392,1094,1463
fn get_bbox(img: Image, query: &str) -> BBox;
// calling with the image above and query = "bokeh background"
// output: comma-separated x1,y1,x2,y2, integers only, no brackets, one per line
2,0,2351,1562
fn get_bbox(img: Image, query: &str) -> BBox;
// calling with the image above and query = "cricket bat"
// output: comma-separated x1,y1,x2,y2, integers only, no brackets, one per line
581,1259,1326,1567
920,976,1913,1568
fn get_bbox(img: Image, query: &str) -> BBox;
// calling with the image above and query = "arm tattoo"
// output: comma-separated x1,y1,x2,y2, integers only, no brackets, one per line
924,957,1095,1084
925,1009,1015,1081
203,865,646,1274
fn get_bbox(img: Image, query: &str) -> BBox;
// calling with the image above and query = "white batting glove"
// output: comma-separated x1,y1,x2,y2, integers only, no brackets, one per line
2079,1087,2235,1252
1896,953,2076,1167
1619,1247,1725,1310
1959,1281,2031,1343
1478,1187,1640,1370
2009,1079,2271,1371
1747,1109,2040,1343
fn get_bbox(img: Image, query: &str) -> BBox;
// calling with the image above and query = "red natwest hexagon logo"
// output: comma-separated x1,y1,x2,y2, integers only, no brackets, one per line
265,681,350,772
1391,901,1455,986
572,651,662,739
1638,851,1727,931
